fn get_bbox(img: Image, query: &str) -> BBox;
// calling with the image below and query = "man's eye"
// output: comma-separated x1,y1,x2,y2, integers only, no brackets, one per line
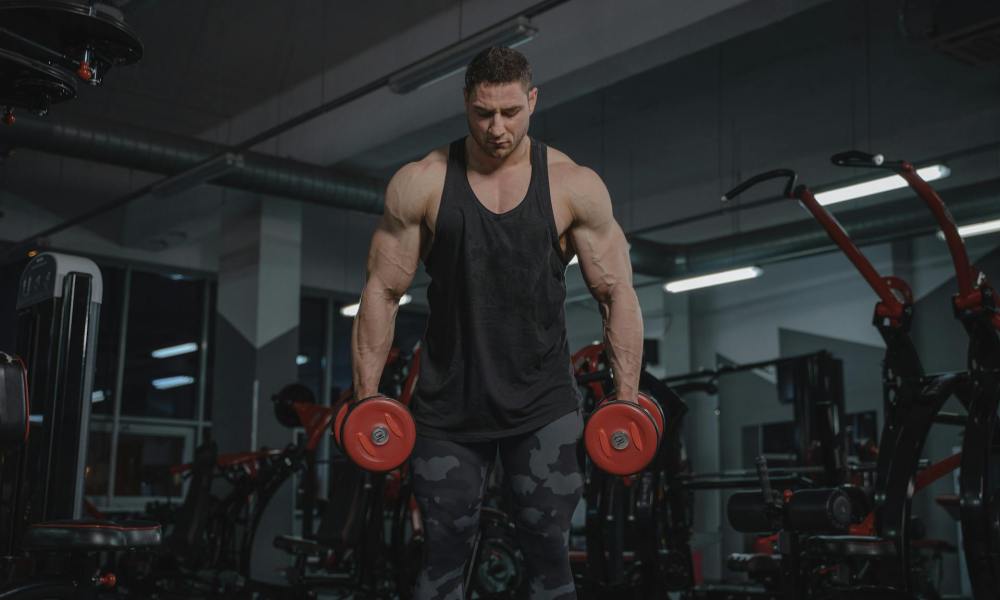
503,110,519,117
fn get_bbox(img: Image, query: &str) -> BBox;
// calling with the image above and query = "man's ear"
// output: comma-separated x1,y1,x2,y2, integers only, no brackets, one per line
528,87,538,114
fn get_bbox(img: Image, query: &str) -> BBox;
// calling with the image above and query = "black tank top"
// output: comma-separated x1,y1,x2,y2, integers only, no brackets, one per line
412,137,580,441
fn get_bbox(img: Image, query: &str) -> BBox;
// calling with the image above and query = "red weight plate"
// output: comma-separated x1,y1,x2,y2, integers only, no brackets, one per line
636,393,665,437
602,393,663,444
342,397,416,472
584,400,658,476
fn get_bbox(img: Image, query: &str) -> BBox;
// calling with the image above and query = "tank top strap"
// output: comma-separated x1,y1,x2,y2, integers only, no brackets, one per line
529,139,561,251
444,138,466,191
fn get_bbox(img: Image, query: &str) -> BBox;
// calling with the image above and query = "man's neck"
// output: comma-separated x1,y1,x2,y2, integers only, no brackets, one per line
465,135,531,175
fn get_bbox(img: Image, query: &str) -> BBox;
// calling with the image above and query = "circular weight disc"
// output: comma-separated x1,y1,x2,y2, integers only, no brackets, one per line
0,47,77,111
636,392,665,436
335,394,388,449
0,1,143,66
600,392,664,442
584,400,658,476
342,397,416,472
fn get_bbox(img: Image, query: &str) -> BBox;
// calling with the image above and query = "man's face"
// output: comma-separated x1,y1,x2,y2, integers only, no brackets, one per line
465,81,538,160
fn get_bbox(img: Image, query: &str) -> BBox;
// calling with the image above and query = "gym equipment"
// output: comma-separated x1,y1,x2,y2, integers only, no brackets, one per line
727,459,857,535
333,393,416,473
136,387,338,597
0,1,142,123
270,345,424,599
719,167,968,598
584,392,662,476
0,1,142,84
0,253,162,598
572,344,694,597
667,351,855,598
2,252,103,547
465,505,526,599
0,46,76,123
831,150,1000,600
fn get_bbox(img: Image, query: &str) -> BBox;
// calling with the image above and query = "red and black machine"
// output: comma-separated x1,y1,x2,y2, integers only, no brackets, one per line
572,343,694,597
830,150,1000,600
718,165,968,599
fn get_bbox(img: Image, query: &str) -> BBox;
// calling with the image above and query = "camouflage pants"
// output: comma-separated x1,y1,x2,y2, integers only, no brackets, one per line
410,409,584,600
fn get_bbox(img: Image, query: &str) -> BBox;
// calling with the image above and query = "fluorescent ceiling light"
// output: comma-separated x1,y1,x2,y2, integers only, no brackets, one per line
815,164,950,206
151,342,198,359
340,293,413,318
91,389,106,403
152,375,195,390
388,16,538,94
664,266,763,293
296,354,309,366
936,218,1000,241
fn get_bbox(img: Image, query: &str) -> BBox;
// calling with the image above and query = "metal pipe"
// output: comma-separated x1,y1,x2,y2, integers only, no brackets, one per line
0,117,384,213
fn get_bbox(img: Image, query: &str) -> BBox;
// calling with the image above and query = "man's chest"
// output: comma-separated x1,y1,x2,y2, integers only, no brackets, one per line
423,164,575,258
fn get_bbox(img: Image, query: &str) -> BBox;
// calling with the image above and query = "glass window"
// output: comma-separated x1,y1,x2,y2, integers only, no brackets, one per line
331,303,353,402
121,272,205,419
114,430,189,497
91,266,125,416
84,430,112,496
204,282,216,422
298,297,327,402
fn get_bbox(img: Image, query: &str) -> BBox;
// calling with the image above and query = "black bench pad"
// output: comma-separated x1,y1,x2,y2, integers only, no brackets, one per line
24,519,161,551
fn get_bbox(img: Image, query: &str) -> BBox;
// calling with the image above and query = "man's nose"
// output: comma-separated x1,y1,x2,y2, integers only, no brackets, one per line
488,115,504,134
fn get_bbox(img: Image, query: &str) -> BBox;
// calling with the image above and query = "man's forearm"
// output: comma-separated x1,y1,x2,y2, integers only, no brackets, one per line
600,287,644,401
351,288,401,398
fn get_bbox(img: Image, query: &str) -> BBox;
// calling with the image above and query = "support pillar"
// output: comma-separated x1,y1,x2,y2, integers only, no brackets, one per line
213,196,302,582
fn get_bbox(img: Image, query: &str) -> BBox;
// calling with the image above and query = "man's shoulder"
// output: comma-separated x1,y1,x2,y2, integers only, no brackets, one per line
386,146,450,213
545,144,604,192
394,146,449,187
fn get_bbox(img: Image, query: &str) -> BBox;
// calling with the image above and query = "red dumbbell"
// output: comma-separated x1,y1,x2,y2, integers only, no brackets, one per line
334,394,416,473
585,392,663,476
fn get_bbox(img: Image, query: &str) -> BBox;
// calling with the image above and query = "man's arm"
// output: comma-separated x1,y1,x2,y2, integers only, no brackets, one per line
567,167,644,401
351,163,426,398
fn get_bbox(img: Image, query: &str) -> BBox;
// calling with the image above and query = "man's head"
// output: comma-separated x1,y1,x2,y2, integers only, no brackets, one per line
464,47,538,160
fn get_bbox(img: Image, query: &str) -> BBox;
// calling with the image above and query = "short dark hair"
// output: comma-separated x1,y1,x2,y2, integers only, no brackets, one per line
464,46,532,96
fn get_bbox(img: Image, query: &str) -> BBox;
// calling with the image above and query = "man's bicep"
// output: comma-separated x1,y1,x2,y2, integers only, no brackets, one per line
366,220,420,294
569,172,633,300
365,170,424,298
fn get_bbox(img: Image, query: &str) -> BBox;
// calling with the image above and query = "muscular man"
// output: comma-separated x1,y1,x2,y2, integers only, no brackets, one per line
351,47,643,599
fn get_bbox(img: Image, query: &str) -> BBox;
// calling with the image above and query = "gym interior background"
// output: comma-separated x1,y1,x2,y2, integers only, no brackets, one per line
1,0,998,598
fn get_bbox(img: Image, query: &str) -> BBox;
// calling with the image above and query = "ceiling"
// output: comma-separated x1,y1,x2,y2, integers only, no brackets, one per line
57,0,458,136
1,0,997,292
